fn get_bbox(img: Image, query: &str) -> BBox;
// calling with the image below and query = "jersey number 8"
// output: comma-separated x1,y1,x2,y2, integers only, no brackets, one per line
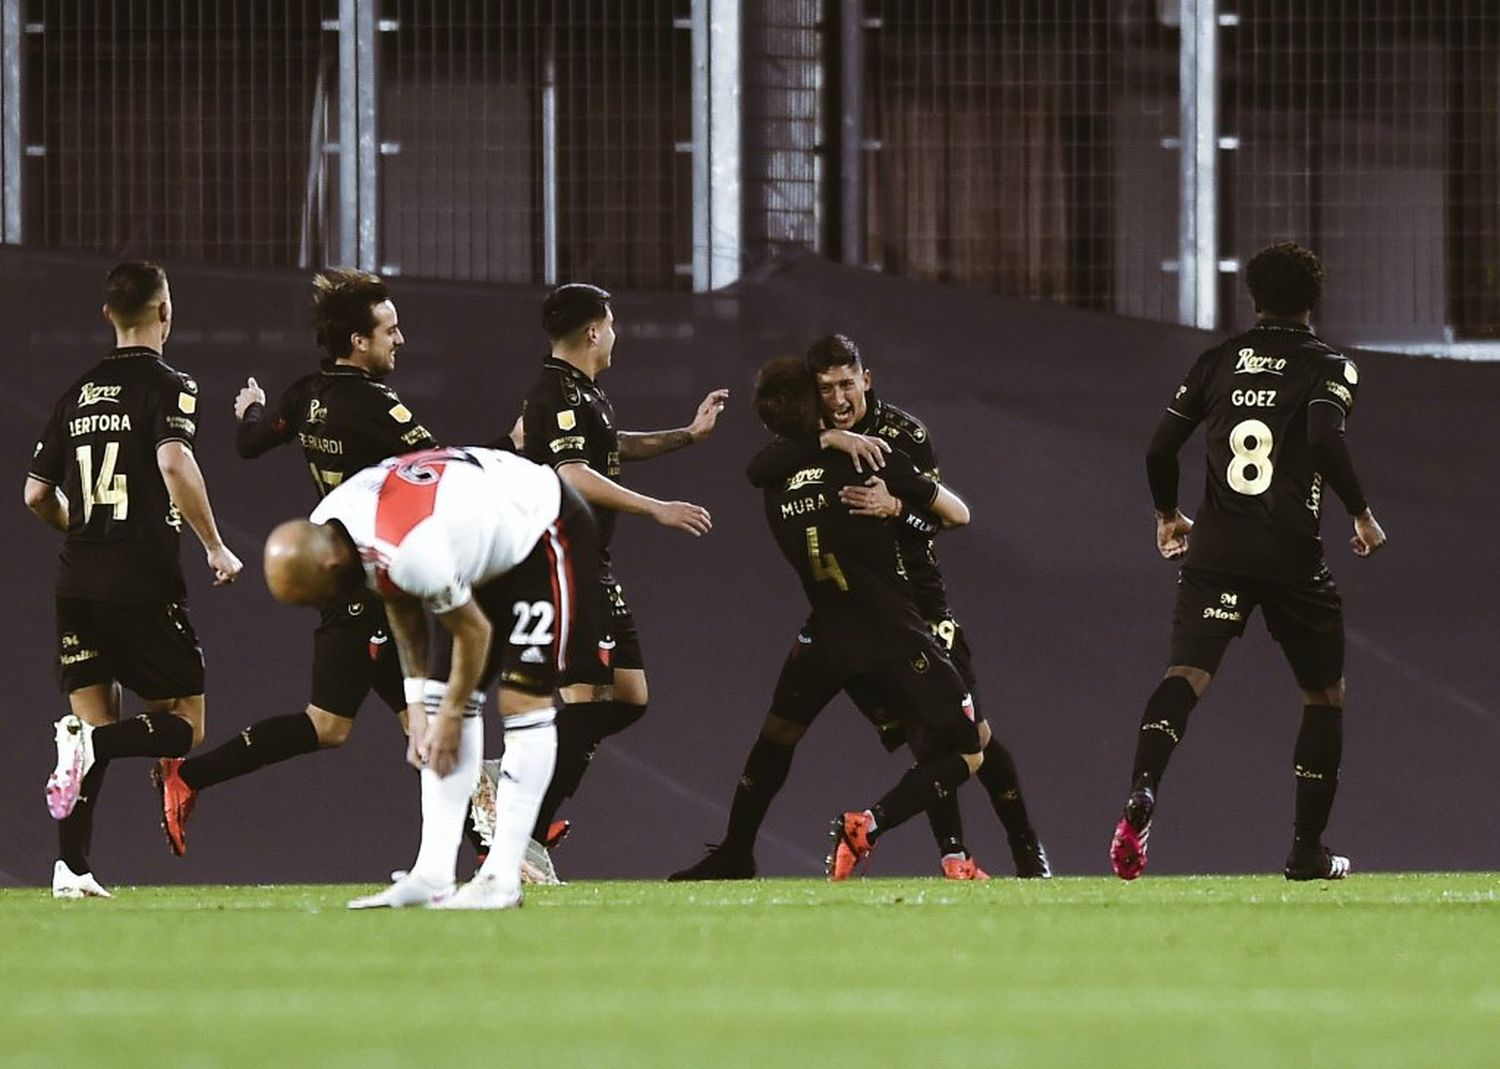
76,442,129,521
1227,418,1274,496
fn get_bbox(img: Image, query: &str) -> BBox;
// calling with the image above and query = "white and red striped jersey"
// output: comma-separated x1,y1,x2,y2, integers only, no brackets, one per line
310,446,562,613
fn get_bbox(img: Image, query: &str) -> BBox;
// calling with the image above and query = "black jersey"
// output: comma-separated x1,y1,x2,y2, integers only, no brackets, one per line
1169,319,1361,580
29,347,201,603
236,360,435,498
763,449,939,674
522,355,621,557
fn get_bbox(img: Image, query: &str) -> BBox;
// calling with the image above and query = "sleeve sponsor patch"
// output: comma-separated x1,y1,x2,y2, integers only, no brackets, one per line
388,403,413,424
556,409,577,430
166,415,196,434
549,435,586,454
1324,381,1353,407
177,392,197,414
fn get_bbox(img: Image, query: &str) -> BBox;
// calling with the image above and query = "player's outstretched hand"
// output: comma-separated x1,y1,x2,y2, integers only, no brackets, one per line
688,389,730,441
234,376,266,420
1156,509,1192,560
1351,508,1387,558
653,500,712,535
424,715,462,776
207,543,243,585
840,476,902,518
821,429,890,473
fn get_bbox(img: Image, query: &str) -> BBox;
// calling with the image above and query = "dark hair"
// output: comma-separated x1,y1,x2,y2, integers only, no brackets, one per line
312,269,390,359
804,333,861,373
103,261,168,326
542,283,612,340
1246,242,1324,317
754,356,820,439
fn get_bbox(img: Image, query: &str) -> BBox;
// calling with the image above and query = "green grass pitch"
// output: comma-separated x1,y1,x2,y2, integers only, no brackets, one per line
3,875,1498,1067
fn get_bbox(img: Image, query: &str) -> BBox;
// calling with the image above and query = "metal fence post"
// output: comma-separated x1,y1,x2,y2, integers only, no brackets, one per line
1178,0,1218,330
692,0,741,292
338,0,378,271
1,0,21,244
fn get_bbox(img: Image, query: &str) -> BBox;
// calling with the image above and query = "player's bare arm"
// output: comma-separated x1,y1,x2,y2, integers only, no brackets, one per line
156,442,242,584
557,461,711,535
618,388,730,460
23,476,69,532
820,429,889,473
382,593,432,766
840,476,970,530
422,600,493,777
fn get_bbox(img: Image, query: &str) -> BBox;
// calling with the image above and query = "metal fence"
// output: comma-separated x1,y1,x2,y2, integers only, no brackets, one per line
4,1,1499,346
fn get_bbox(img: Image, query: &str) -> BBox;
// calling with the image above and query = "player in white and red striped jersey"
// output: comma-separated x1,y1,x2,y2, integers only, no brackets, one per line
263,445,605,909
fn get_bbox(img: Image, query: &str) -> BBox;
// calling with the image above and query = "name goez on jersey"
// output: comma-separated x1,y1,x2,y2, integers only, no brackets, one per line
1169,328,1359,537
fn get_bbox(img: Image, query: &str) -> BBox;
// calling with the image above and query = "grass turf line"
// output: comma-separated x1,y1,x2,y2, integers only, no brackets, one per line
3,874,1497,1067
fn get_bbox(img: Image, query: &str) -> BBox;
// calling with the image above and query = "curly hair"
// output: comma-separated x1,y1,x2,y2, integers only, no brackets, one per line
1245,242,1324,318
754,356,820,439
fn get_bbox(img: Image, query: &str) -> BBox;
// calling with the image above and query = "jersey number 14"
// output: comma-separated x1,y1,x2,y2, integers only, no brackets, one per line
76,443,129,521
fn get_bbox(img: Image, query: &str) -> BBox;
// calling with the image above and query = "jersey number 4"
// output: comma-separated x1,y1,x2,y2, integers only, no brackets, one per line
1227,418,1274,496
76,443,129,521
805,526,849,591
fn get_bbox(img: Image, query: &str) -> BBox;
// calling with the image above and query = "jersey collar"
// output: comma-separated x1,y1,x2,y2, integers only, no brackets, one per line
320,359,376,379
544,354,596,384
1255,317,1315,335
105,345,162,360
846,392,884,435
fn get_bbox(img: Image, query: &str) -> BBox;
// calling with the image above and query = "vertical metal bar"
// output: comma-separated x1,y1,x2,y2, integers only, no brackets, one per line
338,0,377,269
708,0,741,289
1,0,21,243
838,0,863,266
541,30,557,286
1178,0,1218,329
691,0,710,291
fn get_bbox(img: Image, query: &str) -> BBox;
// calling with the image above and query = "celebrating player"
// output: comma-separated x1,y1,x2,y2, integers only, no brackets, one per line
1109,242,1387,882
674,335,1046,881
150,269,435,856
24,261,243,898
508,283,727,882
263,446,603,909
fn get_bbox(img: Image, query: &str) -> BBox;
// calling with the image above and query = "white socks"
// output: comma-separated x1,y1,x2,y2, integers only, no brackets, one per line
408,713,484,888
474,707,558,894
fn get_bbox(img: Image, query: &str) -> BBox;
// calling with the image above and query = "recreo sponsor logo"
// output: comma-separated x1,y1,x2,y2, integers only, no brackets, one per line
77,382,122,407
1234,351,1287,375
784,467,824,491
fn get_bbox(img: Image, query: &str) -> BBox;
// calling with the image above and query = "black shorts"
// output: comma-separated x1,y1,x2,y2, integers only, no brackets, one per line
309,596,405,718
1169,565,1345,689
559,573,644,686
433,487,606,696
770,628,979,759
55,596,205,700
928,615,978,700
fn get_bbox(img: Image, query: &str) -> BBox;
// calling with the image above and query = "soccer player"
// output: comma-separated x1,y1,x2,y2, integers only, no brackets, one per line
150,269,435,855
1108,242,1387,882
718,355,985,878
513,282,727,881
24,261,243,898
263,446,604,909
674,335,1047,881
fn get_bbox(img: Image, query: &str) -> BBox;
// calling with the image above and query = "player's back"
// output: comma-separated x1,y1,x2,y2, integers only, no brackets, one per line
32,348,198,602
1174,319,1360,579
761,450,931,673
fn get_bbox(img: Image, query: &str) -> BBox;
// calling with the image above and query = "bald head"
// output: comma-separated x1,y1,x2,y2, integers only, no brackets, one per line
264,519,359,606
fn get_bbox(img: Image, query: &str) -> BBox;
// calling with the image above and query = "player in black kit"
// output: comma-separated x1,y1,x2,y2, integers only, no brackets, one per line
672,335,1046,881
740,355,984,878
24,262,244,897
151,269,436,856
1108,242,1387,882
510,283,727,881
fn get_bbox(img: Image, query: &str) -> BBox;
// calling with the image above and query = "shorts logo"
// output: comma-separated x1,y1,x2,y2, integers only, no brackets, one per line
911,652,930,674
520,646,546,664
1220,592,1238,607
556,410,577,430
77,382,122,407
1203,606,1243,622
388,403,413,424
177,392,197,414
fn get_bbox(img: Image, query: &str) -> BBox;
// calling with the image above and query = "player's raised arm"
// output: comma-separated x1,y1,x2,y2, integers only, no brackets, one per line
617,388,730,460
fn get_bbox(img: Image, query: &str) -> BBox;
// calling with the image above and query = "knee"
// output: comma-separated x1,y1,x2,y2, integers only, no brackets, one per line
1166,665,1213,697
961,749,985,776
760,713,807,748
305,707,354,747
976,719,993,749
1301,678,1345,709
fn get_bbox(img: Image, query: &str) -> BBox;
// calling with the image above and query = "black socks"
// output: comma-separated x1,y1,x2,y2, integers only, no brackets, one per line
531,701,647,841
58,759,110,874
722,736,796,853
91,712,193,761
1130,676,1200,795
1292,704,1343,848
178,712,321,791
870,752,974,840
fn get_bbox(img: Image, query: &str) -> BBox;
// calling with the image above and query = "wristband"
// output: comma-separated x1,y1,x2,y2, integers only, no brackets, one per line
403,677,427,705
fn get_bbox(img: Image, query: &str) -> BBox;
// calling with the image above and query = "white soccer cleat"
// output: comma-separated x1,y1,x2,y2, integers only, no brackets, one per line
46,714,96,820
347,871,453,909
468,758,500,849
52,859,111,900
434,872,522,911
520,838,563,886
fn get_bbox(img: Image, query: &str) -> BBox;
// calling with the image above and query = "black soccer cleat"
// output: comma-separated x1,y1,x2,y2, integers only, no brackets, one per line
1009,831,1053,879
668,843,756,881
1284,843,1351,881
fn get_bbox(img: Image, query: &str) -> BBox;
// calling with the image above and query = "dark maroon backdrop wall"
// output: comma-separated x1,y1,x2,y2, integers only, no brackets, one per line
2,248,1495,887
